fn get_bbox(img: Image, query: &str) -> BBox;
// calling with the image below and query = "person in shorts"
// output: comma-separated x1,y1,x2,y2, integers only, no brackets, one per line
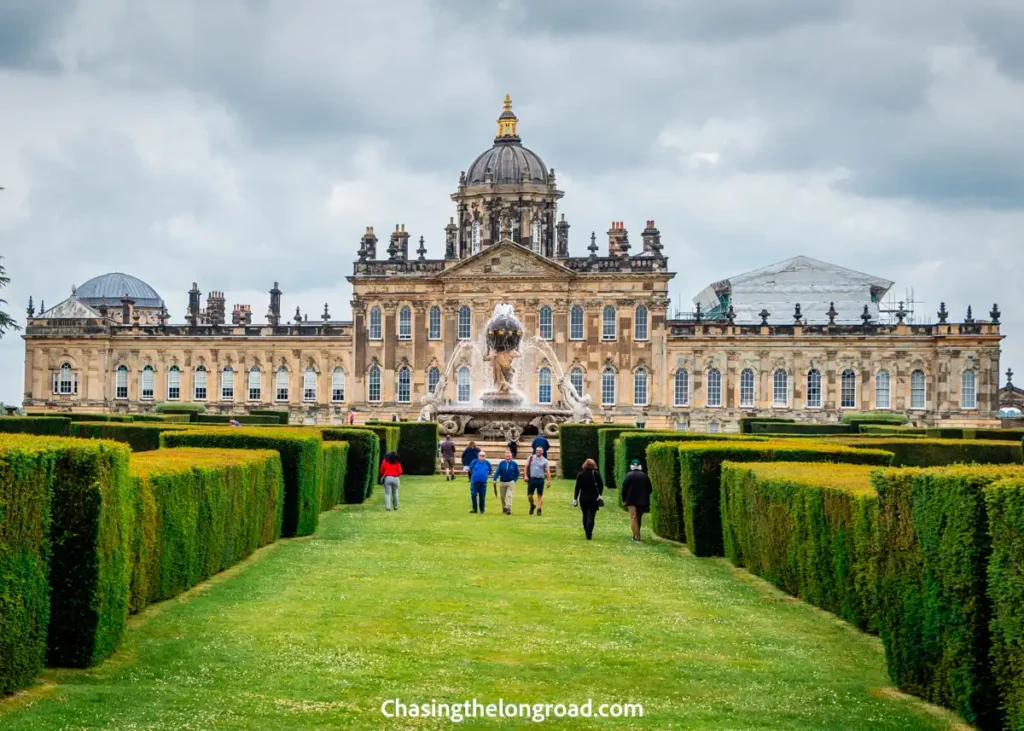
525,446,551,516
440,435,457,481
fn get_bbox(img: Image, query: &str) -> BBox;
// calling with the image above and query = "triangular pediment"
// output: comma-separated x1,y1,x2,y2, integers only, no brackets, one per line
439,239,576,279
37,296,103,320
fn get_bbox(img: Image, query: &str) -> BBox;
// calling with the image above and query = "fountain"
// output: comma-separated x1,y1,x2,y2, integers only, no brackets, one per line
418,303,593,439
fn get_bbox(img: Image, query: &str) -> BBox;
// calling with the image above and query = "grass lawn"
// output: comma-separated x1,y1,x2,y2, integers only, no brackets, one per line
1,475,965,730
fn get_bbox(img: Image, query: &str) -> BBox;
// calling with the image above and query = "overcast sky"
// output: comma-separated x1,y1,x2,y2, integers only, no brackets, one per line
1,0,1022,405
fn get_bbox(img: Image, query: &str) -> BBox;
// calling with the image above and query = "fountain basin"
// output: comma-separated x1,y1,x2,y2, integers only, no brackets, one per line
437,404,571,440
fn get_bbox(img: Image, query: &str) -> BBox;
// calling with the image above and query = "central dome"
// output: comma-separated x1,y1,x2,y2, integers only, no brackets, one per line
76,272,164,309
464,95,549,187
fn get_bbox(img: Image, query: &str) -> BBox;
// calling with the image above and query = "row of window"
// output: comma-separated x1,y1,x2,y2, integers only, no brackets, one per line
110,365,347,403
466,220,543,255
367,304,651,342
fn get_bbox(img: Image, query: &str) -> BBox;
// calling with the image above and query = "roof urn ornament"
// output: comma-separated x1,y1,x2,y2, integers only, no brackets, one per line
726,302,736,325
937,302,948,324
860,304,872,326
826,301,838,325
793,303,802,324
1007,368,1014,387
98,297,108,319
964,305,974,325
588,231,598,260
990,303,1001,325
693,302,703,324
759,308,770,326
39,300,44,314
158,304,168,328
895,301,907,325
322,303,330,322
294,306,303,324
417,235,427,261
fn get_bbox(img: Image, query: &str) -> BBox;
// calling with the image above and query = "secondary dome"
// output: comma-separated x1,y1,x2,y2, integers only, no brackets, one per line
76,272,164,309
464,95,549,186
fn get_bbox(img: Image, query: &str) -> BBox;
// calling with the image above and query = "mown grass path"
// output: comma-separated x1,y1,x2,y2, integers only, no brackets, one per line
2,476,963,730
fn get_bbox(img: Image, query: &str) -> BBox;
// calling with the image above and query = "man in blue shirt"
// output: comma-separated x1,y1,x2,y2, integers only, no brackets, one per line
468,450,493,514
493,450,520,515
531,433,550,458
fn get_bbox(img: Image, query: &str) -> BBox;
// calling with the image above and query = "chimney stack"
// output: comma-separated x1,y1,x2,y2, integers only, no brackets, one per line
232,304,252,326
445,217,458,260
206,291,226,325
187,282,201,327
359,226,378,260
556,213,570,258
641,220,663,257
120,294,135,325
268,282,282,326
607,221,630,258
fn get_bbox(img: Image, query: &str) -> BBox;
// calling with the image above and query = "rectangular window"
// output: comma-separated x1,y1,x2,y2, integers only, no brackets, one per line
167,369,181,401
911,371,926,410
739,371,754,408
841,372,857,409
115,369,128,400
141,369,154,400
602,308,617,341
634,373,648,406
398,308,412,341
675,372,689,407
807,372,822,408
539,307,553,341
303,371,317,402
875,371,890,409
222,371,235,401
961,372,977,409
331,371,345,403
601,373,616,406
772,372,787,407
570,308,584,341
706,370,722,408
428,307,441,340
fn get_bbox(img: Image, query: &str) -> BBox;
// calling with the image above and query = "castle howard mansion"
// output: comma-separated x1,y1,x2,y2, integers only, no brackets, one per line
23,97,1003,430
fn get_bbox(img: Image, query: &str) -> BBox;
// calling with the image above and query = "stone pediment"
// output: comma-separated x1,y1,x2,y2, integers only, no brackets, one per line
439,239,576,280
37,296,103,320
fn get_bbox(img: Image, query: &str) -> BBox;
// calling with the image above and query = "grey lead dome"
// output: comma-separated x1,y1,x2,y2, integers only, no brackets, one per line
76,272,164,308
464,141,549,186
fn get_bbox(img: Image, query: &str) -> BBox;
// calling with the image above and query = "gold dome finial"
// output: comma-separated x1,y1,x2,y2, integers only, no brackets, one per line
503,93,512,111
496,94,519,140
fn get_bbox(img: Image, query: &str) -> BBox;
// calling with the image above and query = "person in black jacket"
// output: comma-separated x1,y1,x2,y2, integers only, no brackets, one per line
572,459,604,540
461,441,480,474
621,459,653,542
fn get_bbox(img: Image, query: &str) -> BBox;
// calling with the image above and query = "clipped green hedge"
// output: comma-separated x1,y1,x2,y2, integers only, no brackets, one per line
0,438,55,695
835,438,1022,466
598,427,636,490
985,477,1024,730
750,422,854,435
393,422,439,475
128,449,284,614
721,462,882,631
646,443,683,542
322,428,379,502
28,412,134,423
161,428,323,537
972,428,1024,441
249,409,290,425
841,412,910,426
195,414,281,426
558,424,603,478
859,425,926,436
129,413,185,423
0,417,70,436
362,424,400,456
873,465,1024,728
155,402,206,414
69,422,188,452
739,417,795,433
649,440,893,557
320,442,350,511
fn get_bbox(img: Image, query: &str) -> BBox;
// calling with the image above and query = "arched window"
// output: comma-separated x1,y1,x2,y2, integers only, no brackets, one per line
275,367,289,402
141,365,155,400
427,366,441,394
115,365,129,400
910,370,926,410
961,370,977,409
532,219,542,254
602,305,617,341
53,363,77,396
841,369,857,408
739,368,755,407
538,367,552,404
634,369,649,406
634,305,649,341
569,305,584,340
569,367,585,399
368,365,381,403
397,366,412,404
331,368,345,402
471,220,481,254
706,368,722,407
807,369,822,408
248,367,262,402
303,367,317,402
167,365,181,401
428,306,442,340
875,370,891,409
601,368,617,406
221,367,235,401
458,306,472,340
368,306,382,341
457,367,471,403
539,306,553,341
398,306,412,341
194,366,207,401
674,369,690,407
772,370,788,407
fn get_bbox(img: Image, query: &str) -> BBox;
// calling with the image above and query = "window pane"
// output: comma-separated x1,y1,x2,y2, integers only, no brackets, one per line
807,370,822,408
570,368,584,398
675,370,689,406
398,367,411,403
539,306,553,341
369,307,382,340
141,367,154,400
249,368,262,401
740,369,754,407
773,370,788,407
911,370,926,409
167,366,181,400
538,367,552,404
961,370,977,409
331,368,345,402
428,306,441,340
428,367,440,394
471,221,480,254
275,368,289,402
457,367,471,403
602,306,616,340
841,369,857,408
368,366,381,402
532,219,542,254
706,369,722,407
458,307,472,340
634,370,648,406
875,370,890,409
570,306,584,340
399,307,412,341
635,306,648,341
222,368,234,400
601,369,616,406
116,366,129,399
303,369,317,402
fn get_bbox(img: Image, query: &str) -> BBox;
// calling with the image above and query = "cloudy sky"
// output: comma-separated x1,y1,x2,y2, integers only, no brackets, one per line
1,0,1022,405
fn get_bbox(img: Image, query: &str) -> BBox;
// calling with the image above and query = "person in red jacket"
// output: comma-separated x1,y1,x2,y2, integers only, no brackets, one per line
379,452,403,511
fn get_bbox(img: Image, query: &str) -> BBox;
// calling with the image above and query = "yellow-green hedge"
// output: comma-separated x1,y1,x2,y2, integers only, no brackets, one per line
833,437,1022,466
320,442,349,511
322,428,378,503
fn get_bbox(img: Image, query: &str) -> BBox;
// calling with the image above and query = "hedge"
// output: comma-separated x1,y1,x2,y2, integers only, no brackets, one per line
925,427,965,439
129,413,186,423
985,477,1024,730
558,424,603,478
972,428,1024,441
161,428,323,537
750,422,854,435
873,465,1024,728
647,442,684,542
322,428,379,502
196,414,281,426
392,422,439,475
362,424,400,456
249,409,290,425
834,438,1022,467
28,412,134,423
739,417,795,433
69,422,189,452
598,427,637,490
320,442,349,511
0,438,55,695
0,417,70,436
859,425,926,436
128,449,284,614
721,462,881,631
648,440,893,557
841,412,910,426
155,402,206,415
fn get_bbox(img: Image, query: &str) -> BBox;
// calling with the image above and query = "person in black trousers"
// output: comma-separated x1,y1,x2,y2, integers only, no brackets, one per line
572,459,604,540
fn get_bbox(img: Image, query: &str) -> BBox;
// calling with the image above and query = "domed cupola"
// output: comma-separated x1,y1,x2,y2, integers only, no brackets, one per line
463,95,550,187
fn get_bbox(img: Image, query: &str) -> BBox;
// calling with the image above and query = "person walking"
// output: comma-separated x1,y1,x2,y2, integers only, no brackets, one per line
507,437,519,460
348,408,355,425
531,433,550,458
525,446,552,516
572,459,604,540
621,459,653,542
379,451,403,511
493,450,520,515
440,435,458,481
461,441,480,474
468,450,493,514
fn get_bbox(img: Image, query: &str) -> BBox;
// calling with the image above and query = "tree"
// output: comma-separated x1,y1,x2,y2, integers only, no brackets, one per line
0,256,19,337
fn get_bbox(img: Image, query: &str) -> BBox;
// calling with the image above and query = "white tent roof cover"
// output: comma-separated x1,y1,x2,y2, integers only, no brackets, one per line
693,255,894,325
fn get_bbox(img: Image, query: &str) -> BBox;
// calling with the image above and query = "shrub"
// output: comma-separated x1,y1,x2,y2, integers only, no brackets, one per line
721,462,881,631
859,425,926,436
0,438,55,695
873,465,1024,728
248,409,290,425
154,402,206,415
841,412,910,426
393,422,439,475
160,428,323,537
750,422,854,435
558,424,603,478
0,417,70,436
28,412,134,423
925,427,965,439
129,413,177,423
739,417,795,433
834,438,1022,466
69,422,189,452
648,440,893,557
598,427,636,490
322,428,379,503
362,424,399,456
128,449,284,614
972,428,1024,441
985,477,1024,730
320,442,349,511
646,443,683,542
195,414,281,426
